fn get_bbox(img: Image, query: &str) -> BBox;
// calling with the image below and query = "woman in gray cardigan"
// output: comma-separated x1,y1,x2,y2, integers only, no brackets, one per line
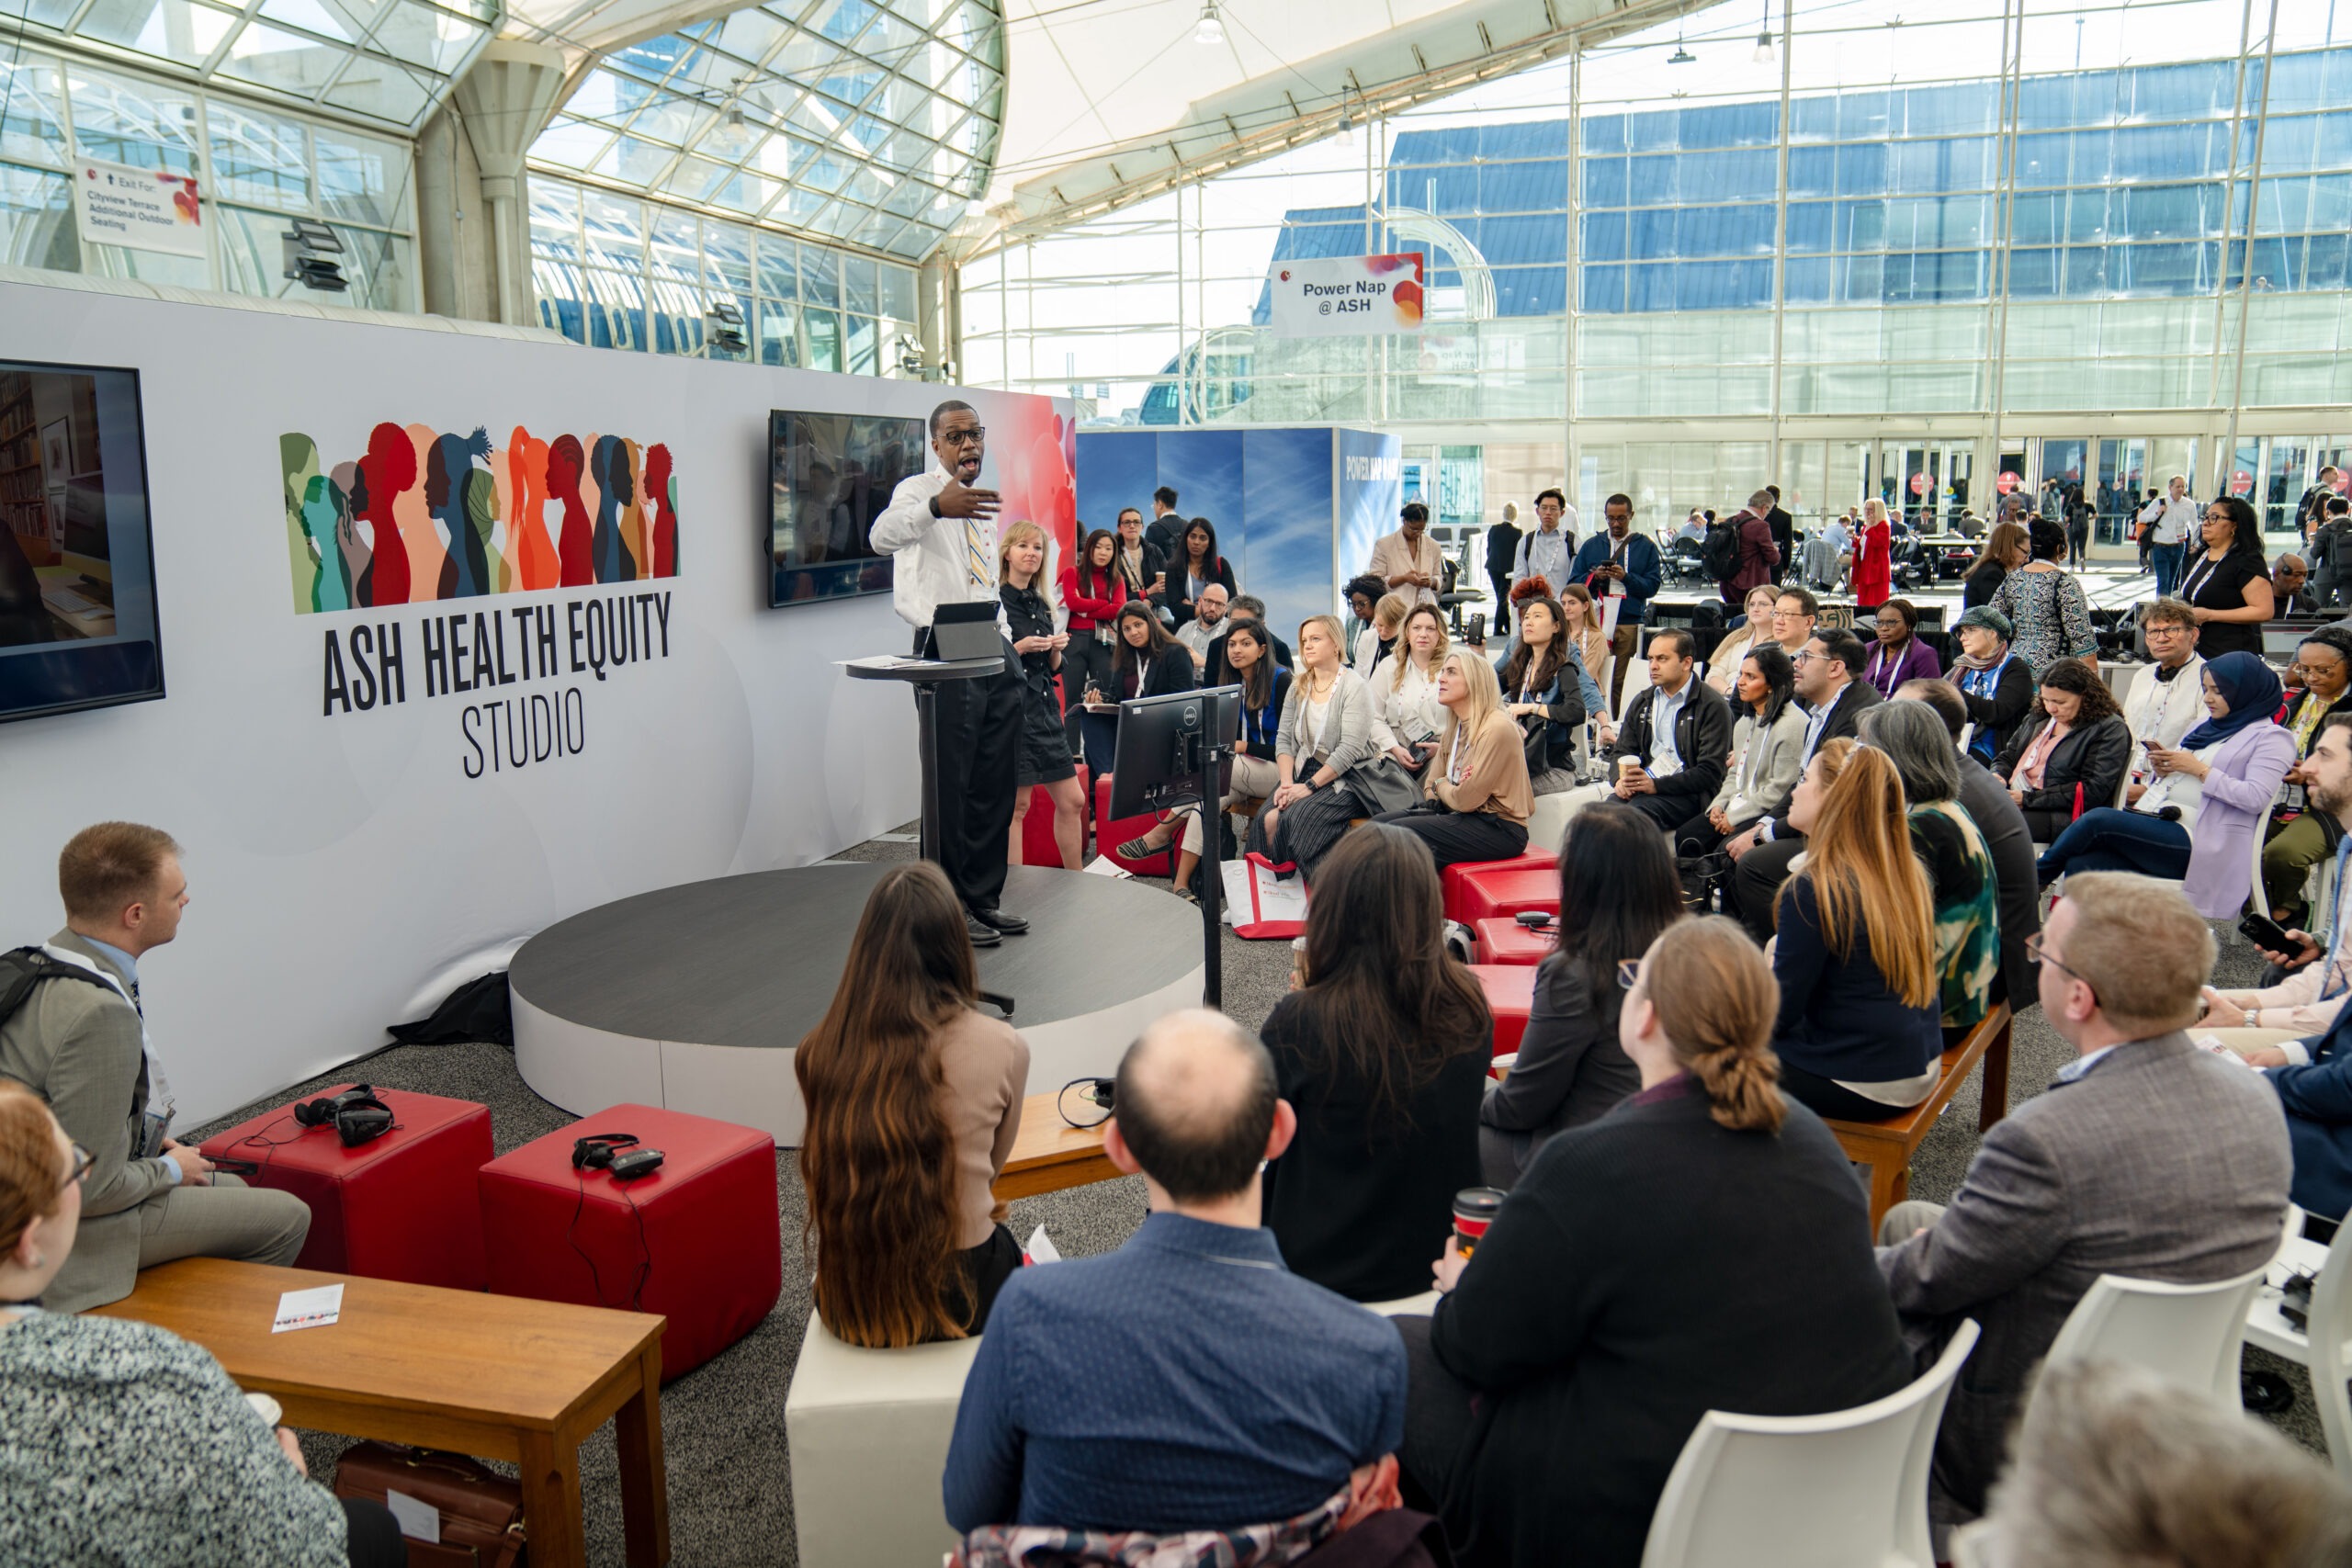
1671,643,1805,860
1249,614,1416,882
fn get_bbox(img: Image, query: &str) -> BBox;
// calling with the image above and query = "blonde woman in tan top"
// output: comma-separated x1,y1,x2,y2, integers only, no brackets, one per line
796,862,1030,1347
1371,649,1533,871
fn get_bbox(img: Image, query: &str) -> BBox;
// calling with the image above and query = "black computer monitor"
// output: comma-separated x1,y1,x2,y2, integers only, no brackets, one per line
1108,685,1242,819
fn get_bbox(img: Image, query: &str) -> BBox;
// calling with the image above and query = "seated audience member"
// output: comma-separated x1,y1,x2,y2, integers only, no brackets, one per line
1497,596,1596,794
1261,829,1489,1302
1860,703,2001,1040
1127,621,1291,894
1369,603,1450,775
1354,592,1409,679
1992,656,2132,842
1161,517,1237,628
2122,598,2209,784
1205,594,1294,688
2200,714,2352,1057
1877,873,2290,1522
0,1083,406,1566
1702,584,1784,699
1948,605,2035,764
1862,597,1942,698
1399,919,1913,1568
1373,652,1533,872
1598,630,1733,831
1478,806,1681,1186
943,1010,1408,1539
1722,628,1883,943
1768,741,1945,1119
1975,1359,2352,1568
1173,581,1227,669
1770,586,1818,660
1674,645,1804,863
1898,678,2042,1010
0,824,308,1314
2251,964,2352,1223
2261,627,2352,923
1556,584,1612,701
797,863,1027,1344
2036,652,2295,917
1252,615,1416,884
2276,551,2320,618
1110,599,1195,703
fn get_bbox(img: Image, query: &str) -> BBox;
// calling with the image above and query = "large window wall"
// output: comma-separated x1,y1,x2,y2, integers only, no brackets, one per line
962,0,2352,522
0,46,417,309
528,173,921,372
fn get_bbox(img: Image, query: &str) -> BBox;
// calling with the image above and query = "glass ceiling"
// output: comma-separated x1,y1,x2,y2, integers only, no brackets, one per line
528,0,1003,261
10,0,494,131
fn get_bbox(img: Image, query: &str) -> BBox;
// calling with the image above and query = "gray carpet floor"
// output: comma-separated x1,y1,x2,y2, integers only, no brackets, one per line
184,822,2327,1566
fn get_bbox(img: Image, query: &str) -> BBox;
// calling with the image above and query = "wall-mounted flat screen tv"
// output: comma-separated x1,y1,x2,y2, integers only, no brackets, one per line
0,360,164,723
768,409,926,607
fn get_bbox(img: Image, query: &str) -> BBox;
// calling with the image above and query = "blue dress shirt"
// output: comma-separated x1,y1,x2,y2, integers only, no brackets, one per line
942,1212,1408,1535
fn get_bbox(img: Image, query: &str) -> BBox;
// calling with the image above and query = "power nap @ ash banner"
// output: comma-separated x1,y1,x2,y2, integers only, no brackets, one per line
1266,254,1427,338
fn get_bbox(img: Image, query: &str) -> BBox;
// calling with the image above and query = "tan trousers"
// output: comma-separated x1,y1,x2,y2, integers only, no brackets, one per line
47,1172,311,1313
1180,753,1281,854
2195,1026,2307,1057
1880,1200,1948,1247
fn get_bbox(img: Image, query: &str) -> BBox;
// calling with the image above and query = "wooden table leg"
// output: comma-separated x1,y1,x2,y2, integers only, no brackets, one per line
1978,1015,2014,1133
616,1340,672,1567
1865,1152,1905,1236
519,1428,588,1568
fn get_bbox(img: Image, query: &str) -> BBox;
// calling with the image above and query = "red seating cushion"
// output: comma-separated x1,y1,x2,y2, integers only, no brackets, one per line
1449,865,1562,926
201,1085,491,1291
1474,917,1557,966
1094,772,1172,875
1020,762,1091,867
1442,845,1556,921
1471,964,1538,1057
478,1104,780,1380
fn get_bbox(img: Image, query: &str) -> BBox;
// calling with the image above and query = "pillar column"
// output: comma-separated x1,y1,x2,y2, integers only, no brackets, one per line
453,40,568,328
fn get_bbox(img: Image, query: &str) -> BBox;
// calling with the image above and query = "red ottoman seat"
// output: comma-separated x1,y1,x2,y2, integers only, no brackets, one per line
479,1104,780,1380
1449,865,1561,926
201,1085,490,1292
1442,845,1555,921
1021,762,1091,867
1095,772,1173,875
1470,964,1538,1057
1474,917,1556,966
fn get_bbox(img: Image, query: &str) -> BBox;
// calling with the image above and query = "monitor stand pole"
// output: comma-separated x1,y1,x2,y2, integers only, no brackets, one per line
1196,731,1225,1010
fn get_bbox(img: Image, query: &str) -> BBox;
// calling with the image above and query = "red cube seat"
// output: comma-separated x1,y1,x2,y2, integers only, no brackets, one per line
1095,771,1172,875
1449,865,1561,926
1442,845,1555,921
1474,917,1557,966
1021,762,1091,867
1471,964,1538,1057
200,1085,490,1292
478,1104,780,1380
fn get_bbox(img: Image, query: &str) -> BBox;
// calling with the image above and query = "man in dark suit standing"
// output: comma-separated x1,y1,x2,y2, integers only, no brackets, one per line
1764,484,1794,586
1484,502,1521,636
1876,873,2290,1521
1722,627,1881,941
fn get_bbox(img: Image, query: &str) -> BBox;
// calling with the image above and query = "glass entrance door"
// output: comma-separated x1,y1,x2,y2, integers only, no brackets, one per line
1868,441,1973,531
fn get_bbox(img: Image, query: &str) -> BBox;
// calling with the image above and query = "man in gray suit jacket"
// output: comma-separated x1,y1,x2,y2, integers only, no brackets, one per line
0,823,307,1312
1876,871,2290,1520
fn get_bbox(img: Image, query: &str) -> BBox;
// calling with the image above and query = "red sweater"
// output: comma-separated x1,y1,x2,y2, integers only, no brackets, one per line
1061,565,1127,630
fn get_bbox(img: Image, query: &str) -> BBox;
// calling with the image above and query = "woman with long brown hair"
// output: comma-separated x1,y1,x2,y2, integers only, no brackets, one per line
1402,917,1912,1566
1962,518,2029,610
796,863,1029,1346
1769,739,1944,1121
1261,825,1491,1301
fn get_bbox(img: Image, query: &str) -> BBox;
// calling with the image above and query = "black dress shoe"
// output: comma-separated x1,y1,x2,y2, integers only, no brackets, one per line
971,906,1029,935
964,913,1003,947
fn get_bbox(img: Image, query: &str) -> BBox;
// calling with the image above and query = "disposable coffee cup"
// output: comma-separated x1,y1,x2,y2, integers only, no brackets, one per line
1452,1187,1506,1257
245,1392,283,1427
1618,756,1639,781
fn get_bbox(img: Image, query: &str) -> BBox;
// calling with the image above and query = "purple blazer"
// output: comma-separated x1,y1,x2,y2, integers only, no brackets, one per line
2180,723,2297,918
1863,637,1942,699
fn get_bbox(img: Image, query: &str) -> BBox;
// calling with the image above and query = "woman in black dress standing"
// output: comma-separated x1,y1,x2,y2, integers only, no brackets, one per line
999,522,1084,870
2178,495,2276,660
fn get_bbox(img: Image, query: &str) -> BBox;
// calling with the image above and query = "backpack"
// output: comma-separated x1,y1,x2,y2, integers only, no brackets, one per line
1701,518,1742,581
2325,519,2352,578
0,946,118,1034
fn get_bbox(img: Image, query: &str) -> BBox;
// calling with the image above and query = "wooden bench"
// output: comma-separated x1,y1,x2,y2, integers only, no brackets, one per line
993,1089,1116,1201
1824,1002,2013,1233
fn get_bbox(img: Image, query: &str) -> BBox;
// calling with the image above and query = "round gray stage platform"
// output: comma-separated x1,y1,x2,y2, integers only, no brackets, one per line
510,863,1205,1144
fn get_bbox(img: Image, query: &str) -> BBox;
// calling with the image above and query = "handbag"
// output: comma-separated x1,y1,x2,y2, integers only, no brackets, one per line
1352,755,1421,818
333,1441,527,1568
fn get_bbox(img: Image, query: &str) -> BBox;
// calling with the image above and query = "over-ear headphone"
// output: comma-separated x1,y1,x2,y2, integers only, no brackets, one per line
571,1132,639,1170
293,1085,394,1148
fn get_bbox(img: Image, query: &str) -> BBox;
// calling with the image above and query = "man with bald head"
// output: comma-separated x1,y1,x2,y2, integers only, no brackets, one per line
944,1010,1408,1538
1176,581,1228,671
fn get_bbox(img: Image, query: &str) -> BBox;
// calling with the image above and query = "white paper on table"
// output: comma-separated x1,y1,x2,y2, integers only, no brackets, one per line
385,1490,442,1545
1024,1224,1062,1265
1082,855,1134,879
271,1283,343,1333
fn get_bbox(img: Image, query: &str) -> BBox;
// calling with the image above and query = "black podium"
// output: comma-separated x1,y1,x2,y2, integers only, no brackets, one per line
842,653,1004,864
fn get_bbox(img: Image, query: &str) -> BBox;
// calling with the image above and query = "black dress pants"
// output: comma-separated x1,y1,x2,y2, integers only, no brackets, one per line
1487,569,1514,635
342,1497,410,1566
919,626,1023,912
1725,833,1807,942
945,1223,1023,1336
1372,802,1527,874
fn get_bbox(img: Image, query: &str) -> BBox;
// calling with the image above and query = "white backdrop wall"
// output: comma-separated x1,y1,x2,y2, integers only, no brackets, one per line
0,275,1066,1123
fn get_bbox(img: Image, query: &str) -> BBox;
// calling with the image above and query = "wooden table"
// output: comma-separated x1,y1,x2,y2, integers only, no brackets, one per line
994,1089,1117,1200
93,1258,668,1568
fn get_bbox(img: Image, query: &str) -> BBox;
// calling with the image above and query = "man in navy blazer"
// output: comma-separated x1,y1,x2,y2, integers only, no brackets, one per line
2267,1003,2352,1222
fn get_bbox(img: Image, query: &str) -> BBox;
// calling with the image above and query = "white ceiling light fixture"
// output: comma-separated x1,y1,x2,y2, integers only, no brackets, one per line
1752,0,1775,64
1668,32,1695,64
1194,3,1226,46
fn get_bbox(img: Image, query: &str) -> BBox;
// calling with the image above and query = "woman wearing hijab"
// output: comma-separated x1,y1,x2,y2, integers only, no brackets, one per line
2035,652,2296,918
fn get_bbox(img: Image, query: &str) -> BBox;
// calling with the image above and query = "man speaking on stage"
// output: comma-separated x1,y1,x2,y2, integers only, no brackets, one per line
871,400,1029,948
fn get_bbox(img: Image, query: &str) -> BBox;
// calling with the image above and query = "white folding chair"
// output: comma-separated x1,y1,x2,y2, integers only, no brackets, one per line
1638,1320,1979,1568
2245,1206,2352,1475
2041,1258,2276,1408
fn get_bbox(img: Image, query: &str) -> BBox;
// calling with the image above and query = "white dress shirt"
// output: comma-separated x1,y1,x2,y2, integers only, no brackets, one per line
872,465,1006,634
2138,492,2199,545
